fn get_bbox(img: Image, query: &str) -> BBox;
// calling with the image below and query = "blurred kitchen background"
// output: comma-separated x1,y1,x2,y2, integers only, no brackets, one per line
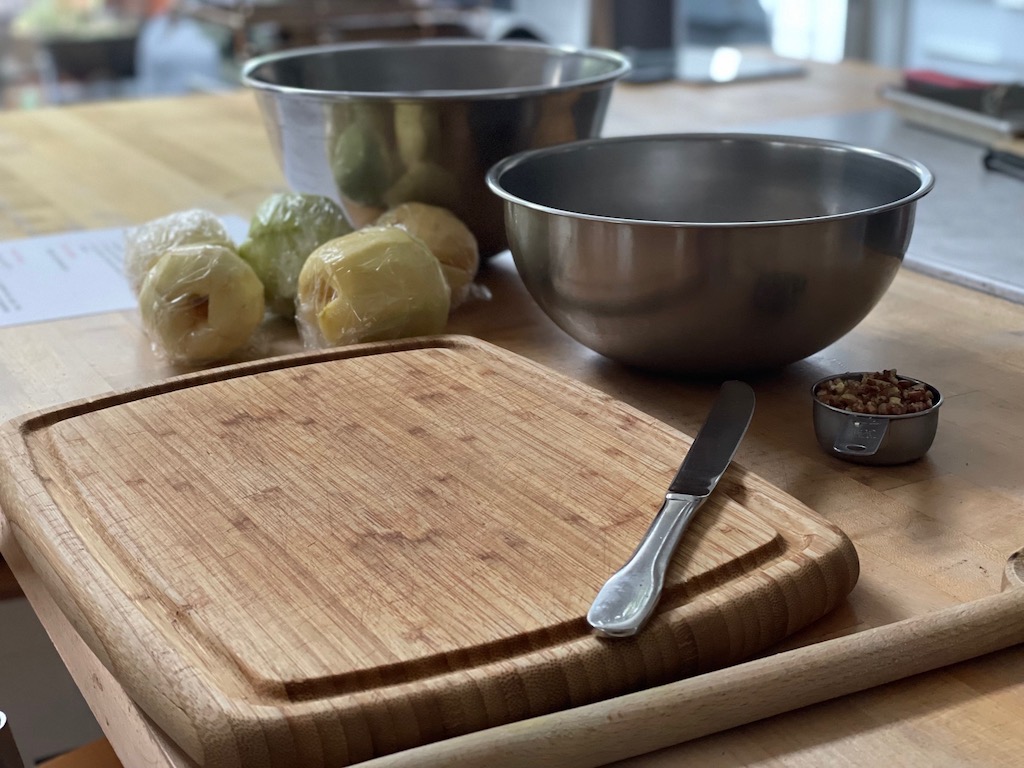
1,0,1023,110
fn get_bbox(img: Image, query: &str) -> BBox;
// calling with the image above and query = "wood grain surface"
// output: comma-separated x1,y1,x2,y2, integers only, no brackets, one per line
363,547,1024,768
0,337,856,766
0,59,1023,767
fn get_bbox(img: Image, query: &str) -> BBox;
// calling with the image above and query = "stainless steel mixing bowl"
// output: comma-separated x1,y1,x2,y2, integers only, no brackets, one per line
241,39,630,256
487,133,934,374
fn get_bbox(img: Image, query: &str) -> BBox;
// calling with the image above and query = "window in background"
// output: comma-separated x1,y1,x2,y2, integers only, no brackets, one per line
761,0,848,62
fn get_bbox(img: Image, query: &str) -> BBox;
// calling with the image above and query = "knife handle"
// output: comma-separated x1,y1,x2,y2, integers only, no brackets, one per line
586,492,705,638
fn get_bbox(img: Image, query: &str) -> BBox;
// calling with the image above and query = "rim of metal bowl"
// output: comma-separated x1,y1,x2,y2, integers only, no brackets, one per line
486,133,936,228
810,372,943,419
240,38,632,101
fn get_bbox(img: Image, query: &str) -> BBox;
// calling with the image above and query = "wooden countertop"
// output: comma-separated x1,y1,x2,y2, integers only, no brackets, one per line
2,59,1023,766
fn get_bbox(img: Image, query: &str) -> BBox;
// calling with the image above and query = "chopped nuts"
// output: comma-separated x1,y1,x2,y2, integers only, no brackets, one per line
815,370,934,415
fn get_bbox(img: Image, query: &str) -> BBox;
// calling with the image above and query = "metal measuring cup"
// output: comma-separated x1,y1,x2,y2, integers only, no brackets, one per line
811,372,942,465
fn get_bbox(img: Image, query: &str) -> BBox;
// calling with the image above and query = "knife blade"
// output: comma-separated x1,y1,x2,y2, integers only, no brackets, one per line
587,380,755,638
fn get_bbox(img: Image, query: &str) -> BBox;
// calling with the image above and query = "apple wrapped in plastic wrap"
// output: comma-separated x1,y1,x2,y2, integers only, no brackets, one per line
139,244,265,365
238,193,353,317
374,202,480,310
124,209,236,294
296,227,450,349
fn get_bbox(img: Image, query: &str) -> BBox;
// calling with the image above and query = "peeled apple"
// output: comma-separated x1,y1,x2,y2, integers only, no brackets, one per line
375,202,479,309
296,226,450,348
124,209,235,294
138,243,265,365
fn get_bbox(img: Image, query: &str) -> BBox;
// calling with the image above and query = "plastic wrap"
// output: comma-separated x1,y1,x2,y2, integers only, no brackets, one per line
296,226,450,349
124,209,236,294
375,202,480,310
139,244,265,365
238,192,353,317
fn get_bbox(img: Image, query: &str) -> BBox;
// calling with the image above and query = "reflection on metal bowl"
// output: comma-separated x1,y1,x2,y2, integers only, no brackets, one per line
487,133,934,374
241,39,631,256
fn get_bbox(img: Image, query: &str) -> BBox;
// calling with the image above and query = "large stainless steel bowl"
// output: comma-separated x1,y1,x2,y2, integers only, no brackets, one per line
241,39,630,256
487,133,934,374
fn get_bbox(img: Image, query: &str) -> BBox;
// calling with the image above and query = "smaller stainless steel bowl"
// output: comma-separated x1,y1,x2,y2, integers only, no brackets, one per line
811,372,942,465
486,133,934,374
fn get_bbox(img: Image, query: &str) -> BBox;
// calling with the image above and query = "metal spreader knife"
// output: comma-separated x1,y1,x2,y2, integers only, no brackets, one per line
587,380,756,638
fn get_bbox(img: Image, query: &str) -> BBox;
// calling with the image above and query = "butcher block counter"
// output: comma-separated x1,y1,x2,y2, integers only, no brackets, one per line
2,59,1024,766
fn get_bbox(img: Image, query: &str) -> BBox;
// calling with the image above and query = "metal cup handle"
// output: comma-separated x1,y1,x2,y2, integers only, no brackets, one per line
832,414,889,457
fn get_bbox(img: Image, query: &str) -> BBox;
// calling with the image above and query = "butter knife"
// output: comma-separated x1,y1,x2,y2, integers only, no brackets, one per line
587,381,756,638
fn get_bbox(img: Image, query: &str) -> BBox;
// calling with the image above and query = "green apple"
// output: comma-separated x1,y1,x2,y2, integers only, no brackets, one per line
238,192,352,317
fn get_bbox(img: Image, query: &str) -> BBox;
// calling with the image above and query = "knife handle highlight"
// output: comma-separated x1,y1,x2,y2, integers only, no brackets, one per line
586,492,705,638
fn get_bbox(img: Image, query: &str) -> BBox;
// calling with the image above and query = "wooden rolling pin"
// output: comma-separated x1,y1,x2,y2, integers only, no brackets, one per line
362,548,1024,768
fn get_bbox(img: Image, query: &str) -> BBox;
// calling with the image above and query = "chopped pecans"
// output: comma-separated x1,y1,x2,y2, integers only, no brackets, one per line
815,370,934,415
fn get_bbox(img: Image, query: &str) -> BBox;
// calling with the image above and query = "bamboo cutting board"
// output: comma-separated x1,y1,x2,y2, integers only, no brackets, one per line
0,336,858,767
